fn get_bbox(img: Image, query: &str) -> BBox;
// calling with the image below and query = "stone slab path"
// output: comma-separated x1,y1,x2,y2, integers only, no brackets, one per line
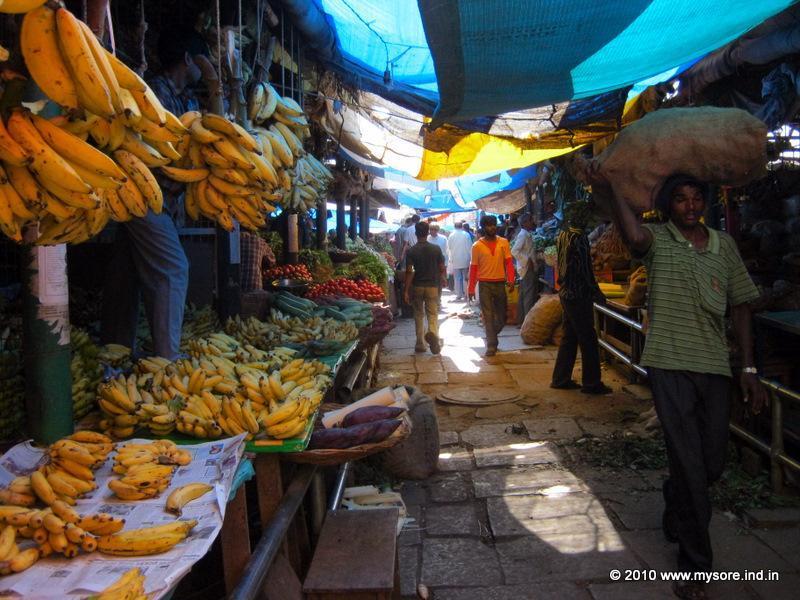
376,291,799,600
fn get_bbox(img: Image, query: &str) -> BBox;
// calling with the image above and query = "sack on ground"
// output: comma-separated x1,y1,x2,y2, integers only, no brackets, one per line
521,294,563,345
379,386,440,480
590,107,767,213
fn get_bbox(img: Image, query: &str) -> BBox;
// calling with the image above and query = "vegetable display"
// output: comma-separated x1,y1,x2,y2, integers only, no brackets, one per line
263,264,312,283
307,278,385,303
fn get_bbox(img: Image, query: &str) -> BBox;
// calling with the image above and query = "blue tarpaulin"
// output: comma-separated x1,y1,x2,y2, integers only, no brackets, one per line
283,0,794,124
396,189,467,211
326,213,394,233
455,164,538,204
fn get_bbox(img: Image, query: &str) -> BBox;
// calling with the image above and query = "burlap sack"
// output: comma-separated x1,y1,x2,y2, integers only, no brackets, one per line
521,294,563,345
591,107,767,213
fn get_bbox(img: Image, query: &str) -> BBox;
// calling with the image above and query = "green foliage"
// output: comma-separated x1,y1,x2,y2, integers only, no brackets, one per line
341,251,391,285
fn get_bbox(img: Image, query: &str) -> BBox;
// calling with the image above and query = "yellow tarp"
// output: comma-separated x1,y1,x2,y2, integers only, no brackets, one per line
416,88,659,180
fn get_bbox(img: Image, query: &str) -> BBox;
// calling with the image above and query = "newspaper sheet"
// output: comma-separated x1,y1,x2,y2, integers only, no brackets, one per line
0,434,246,599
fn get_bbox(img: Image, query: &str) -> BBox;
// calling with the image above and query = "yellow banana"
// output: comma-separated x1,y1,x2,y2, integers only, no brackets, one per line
120,130,170,167
131,87,168,126
30,470,57,505
272,122,305,157
189,118,222,144
160,166,209,183
113,149,163,214
133,114,181,144
36,175,99,210
256,83,279,121
77,19,122,113
261,128,293,168
165,483,213,516
20,5,79,111
213,137,255,170
4,547,39,574
118,87,143,125
105,50,147,92
0,118,31,167
6,110,89,193
55,8,115,118
201,114,261,153
208,173,253,197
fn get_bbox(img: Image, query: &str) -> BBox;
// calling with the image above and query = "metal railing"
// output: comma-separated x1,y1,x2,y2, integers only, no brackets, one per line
593,302,647,379
729,378,800,492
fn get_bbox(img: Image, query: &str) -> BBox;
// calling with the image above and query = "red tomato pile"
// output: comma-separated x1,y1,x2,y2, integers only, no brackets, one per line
307,278,385,302
263,264,312,282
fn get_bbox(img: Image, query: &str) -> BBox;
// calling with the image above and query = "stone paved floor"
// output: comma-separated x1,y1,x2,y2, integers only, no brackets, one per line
375,290,800,600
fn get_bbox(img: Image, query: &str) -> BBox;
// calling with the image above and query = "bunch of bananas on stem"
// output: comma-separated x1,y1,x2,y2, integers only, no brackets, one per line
164,111,283,231
108,440,191,501
94,567,147,600
185,331,271,363
247,81,310,135
0,5,190,244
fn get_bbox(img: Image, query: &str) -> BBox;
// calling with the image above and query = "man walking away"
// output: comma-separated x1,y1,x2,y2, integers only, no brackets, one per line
468,215,515,356
448,221,472,301
512,213,539,324
404,221,446,354
592,171,766,600
550,202,611,394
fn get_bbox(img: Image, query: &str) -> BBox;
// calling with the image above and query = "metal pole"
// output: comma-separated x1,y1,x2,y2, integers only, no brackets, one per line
771,392,784,492
286,213,299,265
329,461,351,511
228,465,316,600
349,195,358,240
21,238,73,444
336,196,346,249
315,195,327,249
359,194,369,239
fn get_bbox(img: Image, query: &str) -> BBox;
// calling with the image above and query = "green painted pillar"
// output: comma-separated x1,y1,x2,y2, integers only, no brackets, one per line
22,237,73,444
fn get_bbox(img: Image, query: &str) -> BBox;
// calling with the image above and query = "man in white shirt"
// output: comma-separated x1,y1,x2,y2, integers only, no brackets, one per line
402,214,420,259
511,213,539,322
429,223,449,301
447,221,473,301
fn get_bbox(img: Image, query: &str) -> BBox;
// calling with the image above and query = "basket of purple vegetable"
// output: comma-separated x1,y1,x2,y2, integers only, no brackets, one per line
283,402,411,465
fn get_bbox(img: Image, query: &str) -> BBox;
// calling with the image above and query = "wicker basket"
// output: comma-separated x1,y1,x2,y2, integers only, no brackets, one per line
282,403,411,466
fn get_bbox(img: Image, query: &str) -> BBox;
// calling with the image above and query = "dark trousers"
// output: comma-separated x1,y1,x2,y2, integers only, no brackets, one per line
479,281,507,351
650,368,731,573
517,267,539,325
551,296,602,387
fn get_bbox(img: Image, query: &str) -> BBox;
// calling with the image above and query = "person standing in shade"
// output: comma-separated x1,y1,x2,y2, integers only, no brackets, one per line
448,221,472,301
511,213,539,324
101,28,220,360
550,201,611,394
404,221,446,354
468,215,515,356
592,171,765,600
429,223,448,302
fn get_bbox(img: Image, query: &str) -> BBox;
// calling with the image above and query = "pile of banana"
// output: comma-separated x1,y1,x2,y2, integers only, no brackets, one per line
71,327,103,420
267,310,360,344
97,343,132,369
108,440,191,502
185,331,271,364
0,322,25,440
248,82,310,135
180,304,221,350
223,314,283,350
281,154,334,214
95,567,147,600
94,344,330,442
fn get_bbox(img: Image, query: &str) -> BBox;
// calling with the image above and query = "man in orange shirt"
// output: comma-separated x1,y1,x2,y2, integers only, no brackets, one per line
468,215,516,356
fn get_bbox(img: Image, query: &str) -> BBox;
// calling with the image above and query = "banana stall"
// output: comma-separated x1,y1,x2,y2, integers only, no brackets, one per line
0,0,401,597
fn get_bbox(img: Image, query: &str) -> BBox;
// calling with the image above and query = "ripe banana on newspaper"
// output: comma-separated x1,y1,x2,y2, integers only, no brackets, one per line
165,483,213,516
95,567,147,600
97,519,197,556
108,440,191,501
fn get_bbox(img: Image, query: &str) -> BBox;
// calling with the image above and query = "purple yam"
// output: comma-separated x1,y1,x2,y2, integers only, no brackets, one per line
308,419,402,449
341,406,405,428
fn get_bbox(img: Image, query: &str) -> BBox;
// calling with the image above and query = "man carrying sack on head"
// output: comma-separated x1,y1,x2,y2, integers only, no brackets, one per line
468,215,515,357
591,170,766,600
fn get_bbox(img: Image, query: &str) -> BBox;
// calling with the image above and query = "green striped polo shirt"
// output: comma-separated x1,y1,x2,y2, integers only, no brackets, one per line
639,221,759,377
